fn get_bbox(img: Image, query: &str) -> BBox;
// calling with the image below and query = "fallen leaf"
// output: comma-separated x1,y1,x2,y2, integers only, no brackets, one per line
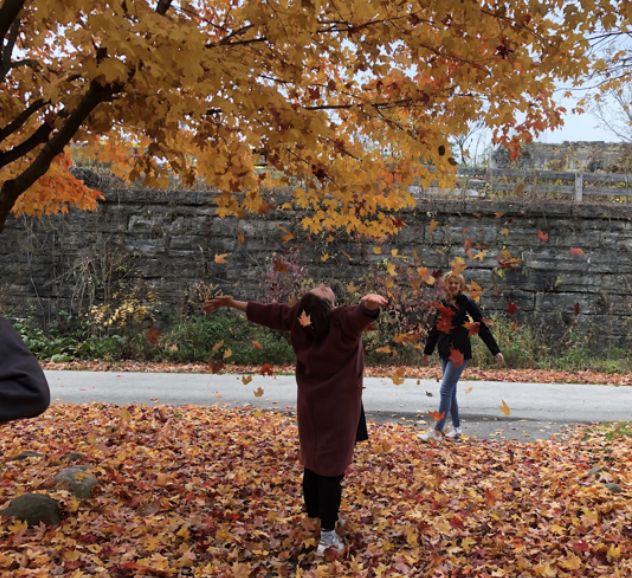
253,387,264,398
241,375,253,385
499,400,511,416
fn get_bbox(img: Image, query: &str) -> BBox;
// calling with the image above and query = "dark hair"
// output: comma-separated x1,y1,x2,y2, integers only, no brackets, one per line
296,293,333,343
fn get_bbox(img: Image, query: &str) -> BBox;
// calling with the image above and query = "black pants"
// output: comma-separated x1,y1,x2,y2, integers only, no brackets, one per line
302,468,344,531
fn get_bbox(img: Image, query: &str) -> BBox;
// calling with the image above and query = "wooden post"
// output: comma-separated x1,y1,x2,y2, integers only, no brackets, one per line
574,172,583,202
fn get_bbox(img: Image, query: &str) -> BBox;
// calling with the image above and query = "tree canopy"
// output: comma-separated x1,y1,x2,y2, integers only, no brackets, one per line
0,0,629,236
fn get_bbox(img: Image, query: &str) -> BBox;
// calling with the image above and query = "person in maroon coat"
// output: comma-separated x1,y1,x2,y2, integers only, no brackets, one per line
204,285,387,556
0,315,51,423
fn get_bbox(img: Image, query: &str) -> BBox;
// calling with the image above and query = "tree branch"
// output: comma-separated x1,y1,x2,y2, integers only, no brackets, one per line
155,0,173,15
0,81,115,232
0,17,20,82
0,122,52,170
0,98,47,144
0,0,24,46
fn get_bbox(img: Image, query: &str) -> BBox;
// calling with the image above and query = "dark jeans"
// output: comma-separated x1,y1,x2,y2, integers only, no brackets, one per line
302,468,344,531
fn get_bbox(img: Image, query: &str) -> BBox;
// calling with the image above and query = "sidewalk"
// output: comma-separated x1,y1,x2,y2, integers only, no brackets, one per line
46,370,631,440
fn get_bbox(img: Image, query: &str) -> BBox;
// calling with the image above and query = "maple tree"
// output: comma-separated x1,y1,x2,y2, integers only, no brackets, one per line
1,404,629,576
1,1,630,236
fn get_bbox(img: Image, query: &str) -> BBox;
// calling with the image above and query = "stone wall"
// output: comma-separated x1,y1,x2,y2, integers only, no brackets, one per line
1,170,632,344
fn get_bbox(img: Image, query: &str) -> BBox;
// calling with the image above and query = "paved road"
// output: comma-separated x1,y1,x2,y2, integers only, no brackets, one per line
46,370,631,441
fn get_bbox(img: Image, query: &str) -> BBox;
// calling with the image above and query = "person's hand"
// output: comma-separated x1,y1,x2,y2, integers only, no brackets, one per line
361,293,388,310
495,352,505,367
203,296,234,314
421,354,430,366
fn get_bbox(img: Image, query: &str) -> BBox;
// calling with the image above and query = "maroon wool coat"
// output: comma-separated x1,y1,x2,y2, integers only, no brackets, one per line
247,302,379,477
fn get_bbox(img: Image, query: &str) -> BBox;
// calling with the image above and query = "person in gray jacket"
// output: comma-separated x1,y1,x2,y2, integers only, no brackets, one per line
0,316,50,422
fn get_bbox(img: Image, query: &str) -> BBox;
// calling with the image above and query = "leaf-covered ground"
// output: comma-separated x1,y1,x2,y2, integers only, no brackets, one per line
1,405,630,577
40,361,632,386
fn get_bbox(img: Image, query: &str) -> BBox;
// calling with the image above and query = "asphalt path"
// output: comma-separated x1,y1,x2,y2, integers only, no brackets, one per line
46,370,631,441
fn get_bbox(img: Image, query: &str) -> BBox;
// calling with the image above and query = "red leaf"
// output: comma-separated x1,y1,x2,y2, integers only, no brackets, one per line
573,303,581,315
506,302,518,315
569,247,585,257
536,229,549,242
145,328,161,345
428,410,446,422
260,363,274,376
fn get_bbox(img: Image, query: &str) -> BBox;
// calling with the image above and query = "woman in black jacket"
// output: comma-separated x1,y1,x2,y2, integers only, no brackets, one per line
0,316,50,423
419,272,504,441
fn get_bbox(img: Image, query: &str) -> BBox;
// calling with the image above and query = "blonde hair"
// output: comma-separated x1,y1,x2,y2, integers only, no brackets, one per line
442,271,466,292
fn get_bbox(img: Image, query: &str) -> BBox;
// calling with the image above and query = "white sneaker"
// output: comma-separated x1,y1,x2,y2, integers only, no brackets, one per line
316,530,345,556
418,429,442,442
446,427,462,439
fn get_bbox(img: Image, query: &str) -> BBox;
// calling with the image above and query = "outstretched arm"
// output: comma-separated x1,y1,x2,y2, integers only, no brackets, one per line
203,296,247,314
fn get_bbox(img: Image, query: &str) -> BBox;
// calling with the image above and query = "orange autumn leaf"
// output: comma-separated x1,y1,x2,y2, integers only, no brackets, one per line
298,310,312,327
260,363,274,376
241,375,253,385
214,253,229,264
499,400,511,416
390,368,406,385
375,346,393,354
145,328,161,345
211,340,224,353
428,410,446,422
251,340,263,350
536,229,549,242
569,247,586,257
253,387,264,398
464,321,480,336
429,219,440,233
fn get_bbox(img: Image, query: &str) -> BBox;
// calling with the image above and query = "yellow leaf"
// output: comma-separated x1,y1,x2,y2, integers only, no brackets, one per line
211,340,224,353
320,252,330,262
391,368,406,385
242,375,253,385
606,544,621,561
386,261,397,277
558,554,582,570
372,246,383,255
223,348,233,359
430,219,440,233
237,231,246,245
450,256,467,275
254,387,264,398
298,310,312,327
346,282,359,293
500,227,509,236
499,400,511,416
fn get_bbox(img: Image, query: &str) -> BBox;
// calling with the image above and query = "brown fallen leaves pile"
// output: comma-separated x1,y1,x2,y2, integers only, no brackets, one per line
1,405,630,577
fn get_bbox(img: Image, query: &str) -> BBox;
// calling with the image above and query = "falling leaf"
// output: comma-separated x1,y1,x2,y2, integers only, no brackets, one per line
211,340,224,353
278,226,295,243
428,410,446,422
145,328,161,345
499,400,511,416
464,386,473,394
346,282,359,293
298,310,312,327
500,227,509,236
450,256,467,275
569,247,585,257
464,321,480,335
223,348,233,359
494,211,505,218
208,360,225,373
320,252,330,262
260,363,274,376
273,259,289,273
429,219,440,233
372,246,383,255
214,253,229,264
536,229,549,242
237,231,246,245
425,391,433,397
391,367,406,385
390,248,399,257
251,340,263,350
241,375,253,385
375,346,393,354
506,302,519,315
253,387,264,398
472,250,487,262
